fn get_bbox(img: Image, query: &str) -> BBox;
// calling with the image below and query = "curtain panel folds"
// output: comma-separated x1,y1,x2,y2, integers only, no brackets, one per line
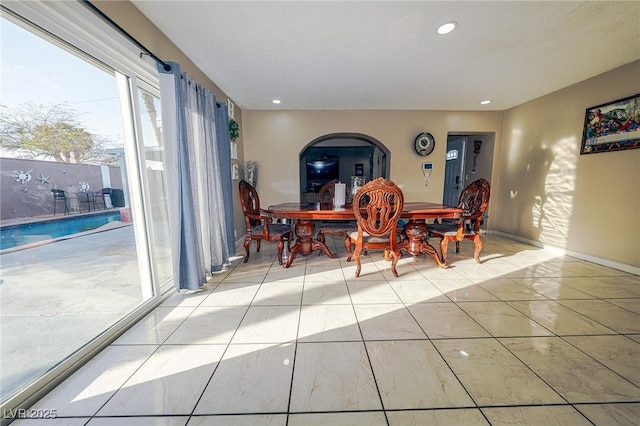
158,62,233,290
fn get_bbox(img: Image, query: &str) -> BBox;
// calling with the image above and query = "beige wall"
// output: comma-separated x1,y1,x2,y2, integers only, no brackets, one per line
243,110,503,207
495,61,640,267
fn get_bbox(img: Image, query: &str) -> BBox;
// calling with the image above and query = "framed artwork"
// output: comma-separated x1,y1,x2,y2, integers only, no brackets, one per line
580,93,640,155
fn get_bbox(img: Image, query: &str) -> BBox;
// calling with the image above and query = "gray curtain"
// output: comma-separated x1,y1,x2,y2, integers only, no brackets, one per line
215,102,236,258
158,62,233,290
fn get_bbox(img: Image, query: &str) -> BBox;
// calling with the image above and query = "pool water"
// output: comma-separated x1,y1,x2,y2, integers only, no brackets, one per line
0,211,122,250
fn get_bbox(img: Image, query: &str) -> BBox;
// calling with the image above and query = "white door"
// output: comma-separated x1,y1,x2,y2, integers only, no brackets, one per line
443,137,466,207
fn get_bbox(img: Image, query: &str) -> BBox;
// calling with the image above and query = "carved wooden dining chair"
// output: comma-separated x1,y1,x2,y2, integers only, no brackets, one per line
239,180,293,265
346,177,404,277
316,179,356,257
429,178,490,264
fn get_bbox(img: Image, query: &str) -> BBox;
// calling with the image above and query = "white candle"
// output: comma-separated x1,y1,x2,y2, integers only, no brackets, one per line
334,182,346,208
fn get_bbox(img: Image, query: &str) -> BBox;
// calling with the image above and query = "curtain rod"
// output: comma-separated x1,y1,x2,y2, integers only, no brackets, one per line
81,1,171,71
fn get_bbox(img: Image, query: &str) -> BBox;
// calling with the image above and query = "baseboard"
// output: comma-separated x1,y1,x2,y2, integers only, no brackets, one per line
490,230,640,276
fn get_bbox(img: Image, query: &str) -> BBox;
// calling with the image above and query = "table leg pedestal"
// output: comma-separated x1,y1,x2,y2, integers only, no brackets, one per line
284,219,336,268
399,219,449,268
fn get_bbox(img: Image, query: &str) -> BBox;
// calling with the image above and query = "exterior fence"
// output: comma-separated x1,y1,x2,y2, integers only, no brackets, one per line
1,157,123,221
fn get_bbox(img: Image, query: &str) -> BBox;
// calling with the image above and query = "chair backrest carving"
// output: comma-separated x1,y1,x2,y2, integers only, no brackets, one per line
353,177,404,237
318,179,339,206
239,180,262,227
458,178,490,221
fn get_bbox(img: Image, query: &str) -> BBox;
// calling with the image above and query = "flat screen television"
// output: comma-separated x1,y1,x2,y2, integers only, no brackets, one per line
306,159,339,191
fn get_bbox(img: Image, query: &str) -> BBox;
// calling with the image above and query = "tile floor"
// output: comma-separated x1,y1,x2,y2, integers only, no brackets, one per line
13,235,640,425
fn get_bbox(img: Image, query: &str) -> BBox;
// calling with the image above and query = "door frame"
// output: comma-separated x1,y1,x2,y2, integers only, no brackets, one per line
443,132,495,230
443,137,466,207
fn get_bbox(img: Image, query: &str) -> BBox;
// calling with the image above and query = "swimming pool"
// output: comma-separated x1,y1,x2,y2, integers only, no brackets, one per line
0,211,122,251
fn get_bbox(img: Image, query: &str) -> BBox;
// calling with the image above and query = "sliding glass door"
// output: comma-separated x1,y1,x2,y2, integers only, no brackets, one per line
0,1,172,411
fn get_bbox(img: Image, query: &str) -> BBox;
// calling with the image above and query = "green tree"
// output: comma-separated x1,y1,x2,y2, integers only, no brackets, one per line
0,102,118,165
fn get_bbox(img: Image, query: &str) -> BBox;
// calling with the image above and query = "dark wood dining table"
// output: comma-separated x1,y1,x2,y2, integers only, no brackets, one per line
267,202,463,268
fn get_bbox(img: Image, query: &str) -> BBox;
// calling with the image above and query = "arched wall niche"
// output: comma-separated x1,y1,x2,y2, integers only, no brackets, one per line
299,132,390,202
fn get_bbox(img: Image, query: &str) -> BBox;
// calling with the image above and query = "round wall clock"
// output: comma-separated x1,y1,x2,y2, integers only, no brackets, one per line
414,132,435,156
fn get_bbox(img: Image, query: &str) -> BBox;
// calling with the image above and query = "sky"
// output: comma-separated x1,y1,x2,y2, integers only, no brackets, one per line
1,16,125,148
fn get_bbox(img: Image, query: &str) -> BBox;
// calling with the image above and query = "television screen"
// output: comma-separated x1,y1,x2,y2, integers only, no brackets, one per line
306,159,339,181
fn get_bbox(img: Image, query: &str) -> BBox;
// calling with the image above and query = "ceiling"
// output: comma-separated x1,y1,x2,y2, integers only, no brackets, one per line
131,1,640,111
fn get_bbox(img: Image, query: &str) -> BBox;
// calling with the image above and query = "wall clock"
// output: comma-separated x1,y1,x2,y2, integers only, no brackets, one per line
414,132,435,156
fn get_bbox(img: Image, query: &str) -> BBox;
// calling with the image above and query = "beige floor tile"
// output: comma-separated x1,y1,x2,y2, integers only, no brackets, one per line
98,344,226,416
552,276,640,298
290,342,382,412
113,307,196,345
575,403,640,426
416,263,467,280
556,299,640,333
606,298,640,315
433,338,564,406
302,280,351,305
223,266,271,283
409,303,491,338
297,304,361,342
430,281,500,302
165,306,247,344
387,280,450,304
346,281,402,304
200,282,260,307
367,340,474,409
502,263,564,279
354,304,426,340
476,278,548,301
305,262,347,282
231,305,300,343
263,263,306,283
557,262,633,278
187,415,286,426
88,418,189,426
379,263,430,281
288,412,387,425
500,337,640,403
508,300,616,335
252,281,304,305
563,335,640,386
627,334,640,344
481,405,591,425
448,261,520,280
161,289,213,307
29,345,156,416
457,301,553,337
512,277,595,299
387,409,488,426
194,343,295,414
11,420,91,426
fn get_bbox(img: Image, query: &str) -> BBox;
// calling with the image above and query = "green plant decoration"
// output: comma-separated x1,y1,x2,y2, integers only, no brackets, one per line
229,119,240,142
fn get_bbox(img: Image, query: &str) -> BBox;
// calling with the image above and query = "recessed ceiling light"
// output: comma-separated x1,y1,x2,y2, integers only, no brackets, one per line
437,21,457,35
272,99,281,104
480,100,492,105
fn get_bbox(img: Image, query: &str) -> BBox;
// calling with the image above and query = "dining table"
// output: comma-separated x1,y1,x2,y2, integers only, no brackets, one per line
267,201,463,268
